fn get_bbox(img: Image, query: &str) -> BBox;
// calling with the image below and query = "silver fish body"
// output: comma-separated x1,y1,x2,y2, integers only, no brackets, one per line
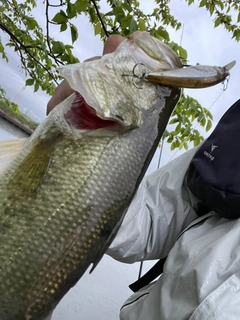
0,32,181,320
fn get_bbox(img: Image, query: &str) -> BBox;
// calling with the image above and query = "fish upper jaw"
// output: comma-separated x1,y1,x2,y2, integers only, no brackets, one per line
128,31,182,70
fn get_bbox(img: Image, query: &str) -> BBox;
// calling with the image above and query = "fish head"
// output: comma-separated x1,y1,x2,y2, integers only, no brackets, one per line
58,32,182,130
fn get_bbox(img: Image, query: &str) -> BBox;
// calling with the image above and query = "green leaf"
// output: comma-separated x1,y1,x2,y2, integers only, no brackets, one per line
238,12,240,23
70,24,78,43
175,139,180,148
183,141,189,150
27,61,34,68
156,27,169,41
114,6,125,18
183,126,190,136
34,81,39,92
52,10,68,24
88,7,97,23
121,15,132,28
67,2,76,19
130,17,138,34
121,2,132,12
138,18,146,31
234,29,240,41
52,41,64,54
200,116,206,127
178,46,188,59
175,123,181,134
75,0,88,13
26,17,38,30
199,0,206,7
170,141,176,151
1,51,8,62
193,133,200,146
94,22,102,36
26,78,34,86
105,10,114,17
206,119,212,132
209,4,214,15
0,98,9,108
214,17,221,28
169,118,179,124
0,87,6,96
218,1,224,10
60,22,67,32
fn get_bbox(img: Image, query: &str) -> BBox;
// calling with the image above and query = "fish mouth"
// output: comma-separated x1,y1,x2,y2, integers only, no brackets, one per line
64,92,119,130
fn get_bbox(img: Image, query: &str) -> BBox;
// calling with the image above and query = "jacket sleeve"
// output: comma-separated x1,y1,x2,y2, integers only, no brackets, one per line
107,147,201,263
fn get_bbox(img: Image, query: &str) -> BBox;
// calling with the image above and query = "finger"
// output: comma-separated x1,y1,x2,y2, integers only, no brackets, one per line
47,80,74,115
102,34,125,55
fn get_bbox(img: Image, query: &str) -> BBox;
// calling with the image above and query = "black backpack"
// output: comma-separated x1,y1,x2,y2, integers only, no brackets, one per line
187,98,240,220
129,98,240,293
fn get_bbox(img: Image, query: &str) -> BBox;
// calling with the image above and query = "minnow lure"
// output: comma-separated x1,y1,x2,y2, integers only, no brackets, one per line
123,60,236,89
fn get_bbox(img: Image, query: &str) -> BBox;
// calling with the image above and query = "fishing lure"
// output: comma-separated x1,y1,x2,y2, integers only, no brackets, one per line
123,61,236,89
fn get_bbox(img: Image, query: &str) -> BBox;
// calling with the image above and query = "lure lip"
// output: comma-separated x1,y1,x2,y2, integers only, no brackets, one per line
224,60,236,71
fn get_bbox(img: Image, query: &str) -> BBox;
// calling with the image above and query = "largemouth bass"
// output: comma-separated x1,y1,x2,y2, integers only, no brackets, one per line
0,31,233,320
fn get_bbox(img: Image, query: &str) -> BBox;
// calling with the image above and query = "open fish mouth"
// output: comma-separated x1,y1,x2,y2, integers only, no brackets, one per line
64,92,120,130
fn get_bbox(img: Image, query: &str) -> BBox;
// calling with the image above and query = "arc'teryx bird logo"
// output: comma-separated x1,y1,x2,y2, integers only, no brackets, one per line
204,143,218,161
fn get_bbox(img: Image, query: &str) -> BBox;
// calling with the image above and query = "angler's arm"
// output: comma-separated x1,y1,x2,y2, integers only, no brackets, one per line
108,147,201,263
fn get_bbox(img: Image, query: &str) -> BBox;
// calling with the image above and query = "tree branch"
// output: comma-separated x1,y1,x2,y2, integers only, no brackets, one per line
48,3,66,7
45,0,54,60
0,21,59,85
90,0,109,37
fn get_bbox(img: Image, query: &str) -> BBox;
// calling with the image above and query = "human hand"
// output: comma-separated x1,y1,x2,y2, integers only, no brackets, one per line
46,34,124,115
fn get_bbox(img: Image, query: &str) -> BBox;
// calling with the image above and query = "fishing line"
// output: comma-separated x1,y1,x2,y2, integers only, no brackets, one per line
138,137,165,279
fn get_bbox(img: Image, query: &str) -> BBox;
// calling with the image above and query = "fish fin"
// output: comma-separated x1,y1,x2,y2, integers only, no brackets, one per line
7,133,62,194
0,138,27,175
90,208,128,273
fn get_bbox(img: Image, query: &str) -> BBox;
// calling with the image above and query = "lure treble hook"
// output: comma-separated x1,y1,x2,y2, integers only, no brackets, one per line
122,63,147,89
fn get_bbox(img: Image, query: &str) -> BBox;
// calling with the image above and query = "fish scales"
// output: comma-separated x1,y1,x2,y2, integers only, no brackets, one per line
0,96,178,319
0,31,182,320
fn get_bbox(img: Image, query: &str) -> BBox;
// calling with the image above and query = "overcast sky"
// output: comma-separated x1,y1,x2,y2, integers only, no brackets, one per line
0,1,240,319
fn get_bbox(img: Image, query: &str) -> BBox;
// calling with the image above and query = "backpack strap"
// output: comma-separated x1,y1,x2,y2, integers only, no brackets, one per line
129,212,214,292
129,257,167,292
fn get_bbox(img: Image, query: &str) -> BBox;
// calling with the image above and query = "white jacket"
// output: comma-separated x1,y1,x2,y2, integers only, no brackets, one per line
108,147,240,320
